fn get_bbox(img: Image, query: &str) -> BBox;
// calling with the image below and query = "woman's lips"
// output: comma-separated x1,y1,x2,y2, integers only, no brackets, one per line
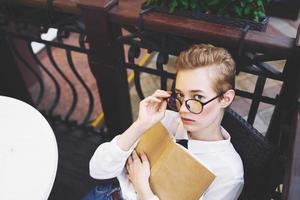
181,117,195,124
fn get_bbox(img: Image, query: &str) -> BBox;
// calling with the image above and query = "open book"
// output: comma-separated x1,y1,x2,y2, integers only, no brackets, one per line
135,122,215,200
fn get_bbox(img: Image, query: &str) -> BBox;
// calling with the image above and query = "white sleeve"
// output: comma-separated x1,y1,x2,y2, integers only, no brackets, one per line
202,179,244,200
89,135,137,179
147,195,160,200
161,110,180,137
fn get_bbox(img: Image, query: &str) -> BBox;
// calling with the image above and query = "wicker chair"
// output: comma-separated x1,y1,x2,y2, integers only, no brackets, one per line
221,108,279,200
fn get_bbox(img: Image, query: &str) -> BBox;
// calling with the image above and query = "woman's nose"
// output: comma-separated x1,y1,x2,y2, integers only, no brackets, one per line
179,101,190,113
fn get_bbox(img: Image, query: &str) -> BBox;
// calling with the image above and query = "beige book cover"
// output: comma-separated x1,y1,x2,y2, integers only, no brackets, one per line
135,122,216,200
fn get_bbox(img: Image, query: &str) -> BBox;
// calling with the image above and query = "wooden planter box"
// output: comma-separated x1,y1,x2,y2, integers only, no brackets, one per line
142,4,269,32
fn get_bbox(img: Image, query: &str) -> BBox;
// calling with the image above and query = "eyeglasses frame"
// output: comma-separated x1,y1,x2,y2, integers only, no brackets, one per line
167,92,224,114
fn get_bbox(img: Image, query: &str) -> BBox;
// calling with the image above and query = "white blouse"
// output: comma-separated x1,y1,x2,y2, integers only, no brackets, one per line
89,110,244,200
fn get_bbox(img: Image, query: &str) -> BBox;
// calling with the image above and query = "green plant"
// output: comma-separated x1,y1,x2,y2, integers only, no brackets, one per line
144,0,271,22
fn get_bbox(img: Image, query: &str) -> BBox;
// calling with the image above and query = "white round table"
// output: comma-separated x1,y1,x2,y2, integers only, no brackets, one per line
0,96,58,200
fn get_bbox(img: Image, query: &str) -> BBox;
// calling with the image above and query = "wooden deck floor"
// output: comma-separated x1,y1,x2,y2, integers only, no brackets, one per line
47,120,113,200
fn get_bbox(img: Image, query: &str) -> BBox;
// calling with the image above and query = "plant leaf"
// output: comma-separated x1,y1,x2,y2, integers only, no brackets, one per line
207,0,221,6
169,0,178,13
244,6,251,15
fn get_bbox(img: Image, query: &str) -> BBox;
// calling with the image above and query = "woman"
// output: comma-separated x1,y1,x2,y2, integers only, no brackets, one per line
83,44,244,200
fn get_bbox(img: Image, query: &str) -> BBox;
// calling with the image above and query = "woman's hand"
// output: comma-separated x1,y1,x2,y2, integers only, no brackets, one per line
136,90,170,130
115,90,170,153
126,150,155,200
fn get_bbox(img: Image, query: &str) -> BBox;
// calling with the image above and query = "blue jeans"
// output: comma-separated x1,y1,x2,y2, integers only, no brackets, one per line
81,182,123,200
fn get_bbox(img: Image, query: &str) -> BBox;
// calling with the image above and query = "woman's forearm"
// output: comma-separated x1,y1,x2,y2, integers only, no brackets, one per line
136,183,157,200
117,89,169,151
116,120,150,151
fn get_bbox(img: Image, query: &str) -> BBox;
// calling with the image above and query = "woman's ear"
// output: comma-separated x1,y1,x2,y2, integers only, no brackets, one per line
220,89,235,108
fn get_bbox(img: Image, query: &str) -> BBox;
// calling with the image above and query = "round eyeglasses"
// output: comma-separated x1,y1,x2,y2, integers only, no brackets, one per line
167,93,224,114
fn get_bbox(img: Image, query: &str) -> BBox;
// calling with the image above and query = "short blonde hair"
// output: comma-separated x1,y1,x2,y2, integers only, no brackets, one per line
176,44,236,95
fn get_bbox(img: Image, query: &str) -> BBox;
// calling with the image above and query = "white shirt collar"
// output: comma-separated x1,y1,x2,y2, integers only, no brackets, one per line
175,122,232,154
186,127,232,154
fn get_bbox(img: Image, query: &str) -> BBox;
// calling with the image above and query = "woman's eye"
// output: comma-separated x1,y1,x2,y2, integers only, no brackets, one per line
176,93,184,98
194,95,204,100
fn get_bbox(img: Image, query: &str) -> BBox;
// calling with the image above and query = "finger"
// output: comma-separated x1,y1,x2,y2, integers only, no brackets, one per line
158,100,167,112
127,174,132,182
142,96,161,105
127,155,133,165
140,152,150,169
126,163,130,172
152,92,171,99
140,151,149,163
154,89,170,95
126,163,131,173
131,150,140,161
152,89,171,97
147,96,162,103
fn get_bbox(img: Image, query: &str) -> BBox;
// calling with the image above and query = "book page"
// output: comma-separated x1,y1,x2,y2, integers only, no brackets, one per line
135,122,173,168
150,144,215,200
135,122,215,200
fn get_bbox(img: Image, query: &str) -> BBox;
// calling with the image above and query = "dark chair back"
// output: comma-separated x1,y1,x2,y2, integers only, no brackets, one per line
221,108,277,200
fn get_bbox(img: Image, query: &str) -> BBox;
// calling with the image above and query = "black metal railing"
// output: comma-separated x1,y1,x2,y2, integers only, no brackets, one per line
0,4,105,135
119,27,284,131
